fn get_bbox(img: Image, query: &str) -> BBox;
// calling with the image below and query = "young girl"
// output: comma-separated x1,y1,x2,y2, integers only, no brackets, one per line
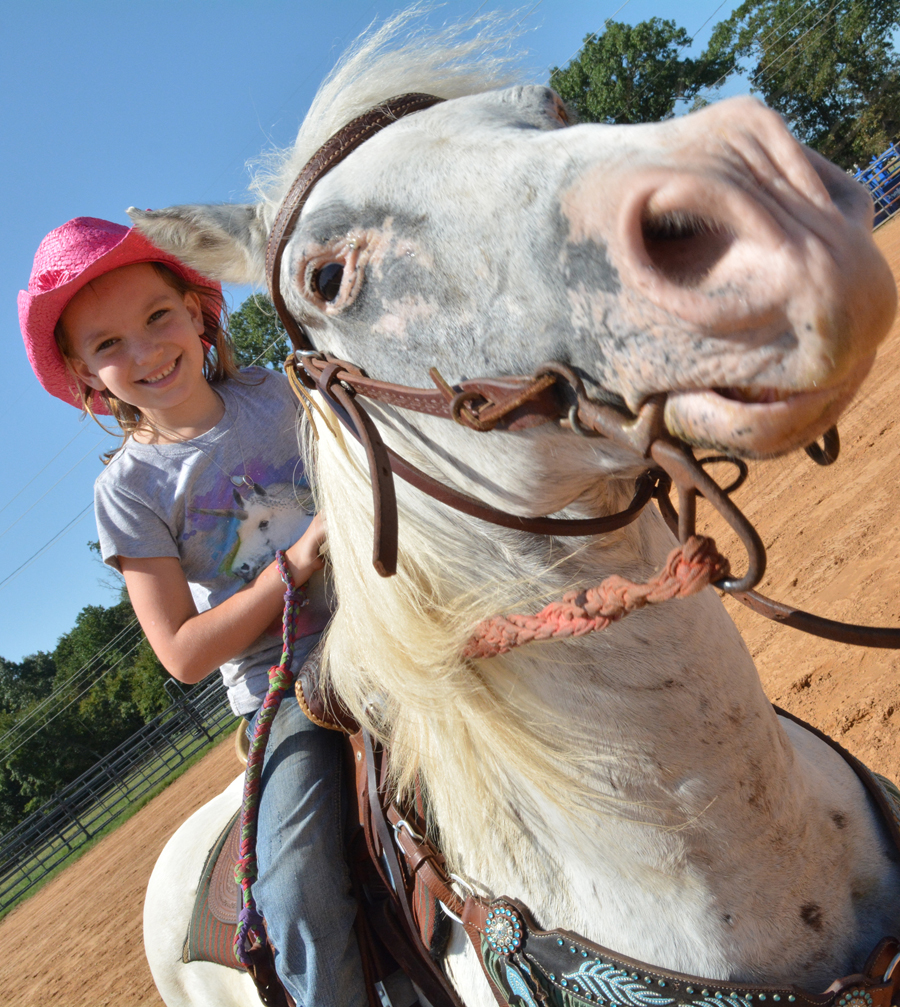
18,216,367,1007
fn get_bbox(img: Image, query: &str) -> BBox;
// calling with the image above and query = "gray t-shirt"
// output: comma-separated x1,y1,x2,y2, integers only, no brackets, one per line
94,368,330,716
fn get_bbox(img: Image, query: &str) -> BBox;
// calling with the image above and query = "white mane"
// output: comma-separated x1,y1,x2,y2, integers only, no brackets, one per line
251,5,524,213
304,404,650,868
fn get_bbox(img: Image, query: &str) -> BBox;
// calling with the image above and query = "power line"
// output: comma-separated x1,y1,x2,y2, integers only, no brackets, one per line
691,0,824,104
0,437,105,543
514,0,544,31
691,0,843,106
750,0,843,92
690,0,734,41
0,425,89,517
0,632,148,761
625,0,736,115
0,618,142,748
249,335,291,368
753,0,823,55
0,629,141,749
0,502,94,593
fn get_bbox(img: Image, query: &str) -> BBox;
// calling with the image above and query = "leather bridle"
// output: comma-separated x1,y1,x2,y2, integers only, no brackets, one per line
265,93,900,649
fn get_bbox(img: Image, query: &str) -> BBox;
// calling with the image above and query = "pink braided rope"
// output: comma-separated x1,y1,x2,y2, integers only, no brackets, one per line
233,551,308,966
463,535,730,659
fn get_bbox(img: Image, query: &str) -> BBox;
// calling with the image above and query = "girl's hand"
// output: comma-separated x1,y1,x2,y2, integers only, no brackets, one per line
285,512,327,583
120,513,328,684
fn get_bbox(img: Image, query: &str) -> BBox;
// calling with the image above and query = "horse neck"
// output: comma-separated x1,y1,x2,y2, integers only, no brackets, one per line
316,413,808,965
422,507,792,888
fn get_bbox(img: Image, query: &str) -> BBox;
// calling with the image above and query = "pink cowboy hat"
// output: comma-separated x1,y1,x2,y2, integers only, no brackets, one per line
18,216,223,413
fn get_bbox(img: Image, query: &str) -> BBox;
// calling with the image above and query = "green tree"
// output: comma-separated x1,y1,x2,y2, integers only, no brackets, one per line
230,294,289,372
0,652,56,716
0,597,172,830
0,652,57,829
550,19,728,125
703,0,900,169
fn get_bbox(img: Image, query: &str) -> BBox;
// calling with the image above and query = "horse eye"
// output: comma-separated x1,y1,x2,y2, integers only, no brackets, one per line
314,263,344,301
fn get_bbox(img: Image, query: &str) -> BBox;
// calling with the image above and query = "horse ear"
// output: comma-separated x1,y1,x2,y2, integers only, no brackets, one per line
127,204,270,286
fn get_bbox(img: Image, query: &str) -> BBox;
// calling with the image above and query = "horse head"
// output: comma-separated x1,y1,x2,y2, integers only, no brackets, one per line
132,84,894,471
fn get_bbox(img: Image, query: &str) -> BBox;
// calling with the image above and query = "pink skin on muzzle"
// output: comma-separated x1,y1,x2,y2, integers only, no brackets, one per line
561,97,897,457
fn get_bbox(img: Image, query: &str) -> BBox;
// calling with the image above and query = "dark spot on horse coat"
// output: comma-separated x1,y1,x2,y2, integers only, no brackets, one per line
564,238,621,296
302,200,427,246
551,200,621,297
832,811,847,830
800,903,824,931
743,757,767,808
768,823,790,854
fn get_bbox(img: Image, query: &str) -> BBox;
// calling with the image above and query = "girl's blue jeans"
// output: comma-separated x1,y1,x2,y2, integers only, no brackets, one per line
248,692,367,1007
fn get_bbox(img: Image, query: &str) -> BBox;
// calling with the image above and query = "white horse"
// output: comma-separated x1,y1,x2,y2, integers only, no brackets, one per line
138,12,899,1007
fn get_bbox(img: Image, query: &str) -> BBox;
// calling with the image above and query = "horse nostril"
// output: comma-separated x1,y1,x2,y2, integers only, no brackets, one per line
640,209,734,288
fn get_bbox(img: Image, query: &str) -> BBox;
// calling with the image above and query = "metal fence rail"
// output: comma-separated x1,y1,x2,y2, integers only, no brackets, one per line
0,677,237,913
856,143,900,228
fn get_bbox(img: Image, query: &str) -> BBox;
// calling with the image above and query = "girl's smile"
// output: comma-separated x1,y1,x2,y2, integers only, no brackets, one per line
60,262,224,440
139,355,181,384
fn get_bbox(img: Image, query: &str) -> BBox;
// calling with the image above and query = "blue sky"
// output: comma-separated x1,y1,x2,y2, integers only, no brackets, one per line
0,0,745,663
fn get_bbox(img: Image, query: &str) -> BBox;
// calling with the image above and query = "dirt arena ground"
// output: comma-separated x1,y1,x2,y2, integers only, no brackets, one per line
0,738,242,1006
2,217,900,1007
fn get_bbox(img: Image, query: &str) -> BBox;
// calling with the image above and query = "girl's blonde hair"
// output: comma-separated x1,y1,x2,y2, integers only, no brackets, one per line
55,262,244,460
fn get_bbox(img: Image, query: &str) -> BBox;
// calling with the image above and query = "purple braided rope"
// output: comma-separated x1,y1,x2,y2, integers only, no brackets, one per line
234,550,308,965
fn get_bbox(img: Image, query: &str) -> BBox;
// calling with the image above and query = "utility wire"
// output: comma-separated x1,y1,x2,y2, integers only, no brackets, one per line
0,425,89,517
0,437,106,543
753,0,823,54
692,0,836,105
0,502,94,593
0,632,147,761
514,0,544,31
749,0,843,92
0,618,142,748
624,0,735,116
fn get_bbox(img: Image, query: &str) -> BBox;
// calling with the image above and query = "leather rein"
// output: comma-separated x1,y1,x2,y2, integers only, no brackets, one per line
266,93,900,650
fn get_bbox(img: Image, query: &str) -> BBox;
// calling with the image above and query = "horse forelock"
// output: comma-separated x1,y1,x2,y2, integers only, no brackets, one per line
249,6,525,216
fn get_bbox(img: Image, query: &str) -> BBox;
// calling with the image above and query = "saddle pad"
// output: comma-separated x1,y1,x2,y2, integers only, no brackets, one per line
183,807,244,971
